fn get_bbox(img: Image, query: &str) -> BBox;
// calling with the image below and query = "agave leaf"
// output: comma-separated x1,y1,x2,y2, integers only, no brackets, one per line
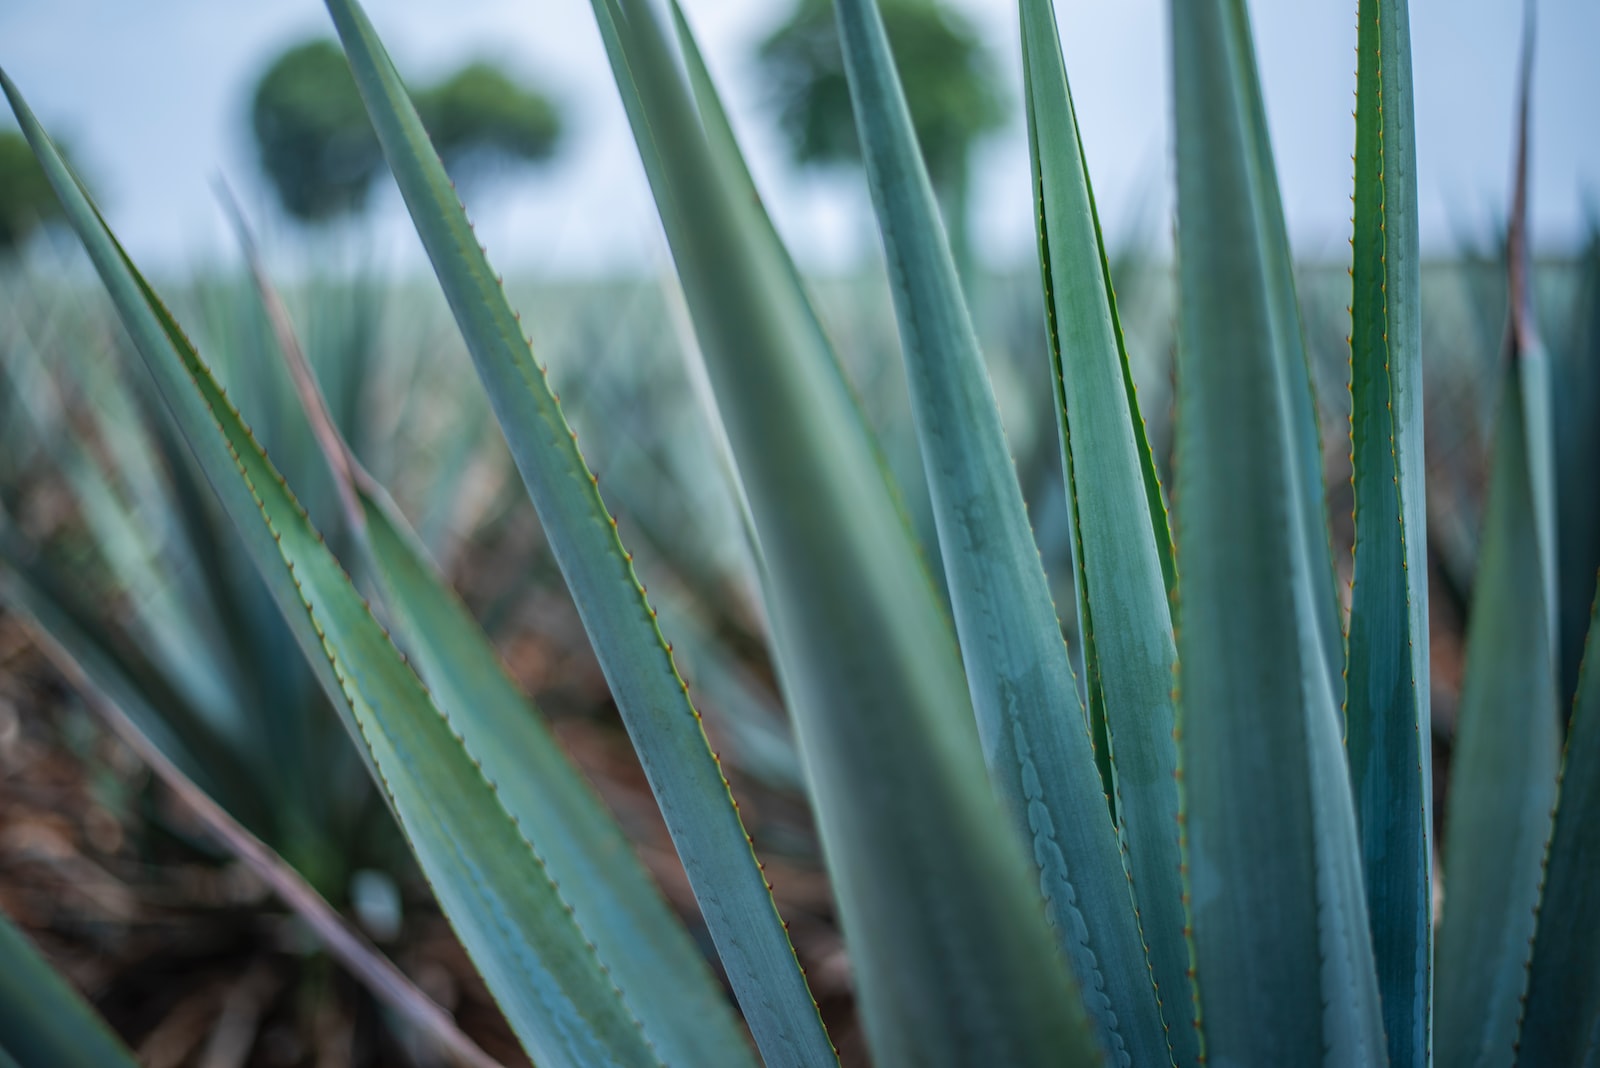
1554,231,1600,716
0,912,138,1068
3,70,678,1068
665,0,946,596
1435,32,1561,1064
834,0,1165,1061
1520,591,1600,1064
1168,2,1385,1063
1344,1,1431,1064
591,0,1097,1063
1230,18,1347,705
1434,350,1559,1068
1018,0,1193,1061
319,4,833,1063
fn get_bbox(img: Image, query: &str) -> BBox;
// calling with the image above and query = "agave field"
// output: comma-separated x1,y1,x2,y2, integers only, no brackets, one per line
1,0,1598,1066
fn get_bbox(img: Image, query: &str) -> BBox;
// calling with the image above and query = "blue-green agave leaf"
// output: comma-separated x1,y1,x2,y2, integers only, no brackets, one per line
664,0,946,596
590,0,1097,1063
319,4,833,1064
1554,231,1600,716
1167,2,1386,1062
1228,15,1347,705
0,912,138,1068
1344,0,1431,1064
1434,349,1560,1068
1435,40,1561,1064
1520,590,1600,1064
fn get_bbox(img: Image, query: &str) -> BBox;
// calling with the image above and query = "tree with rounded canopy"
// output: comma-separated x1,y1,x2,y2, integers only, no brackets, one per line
250,40,562,224
758,0,1007,282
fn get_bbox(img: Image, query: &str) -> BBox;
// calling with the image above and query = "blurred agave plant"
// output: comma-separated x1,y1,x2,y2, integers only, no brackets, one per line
0,263,402,894
2,0,1598,1066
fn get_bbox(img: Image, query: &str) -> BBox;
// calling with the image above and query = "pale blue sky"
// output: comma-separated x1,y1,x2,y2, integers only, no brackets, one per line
2,0,1595,273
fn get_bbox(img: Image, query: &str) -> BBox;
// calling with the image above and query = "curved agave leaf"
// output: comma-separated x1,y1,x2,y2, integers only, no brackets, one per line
834,0,1164,1062
664,0,946,602
1344,1,1431,1065
1226,15,1347,705
1435,350,1559,1068
1167,2,1385,1063
1018,1,1192,1062
3,71,670,1068
1520,592,1600,1064
318,4,833,1064
1436,34,1561,1064
0,912,137,1068
1554,232,1600,716
590,0,1096,1063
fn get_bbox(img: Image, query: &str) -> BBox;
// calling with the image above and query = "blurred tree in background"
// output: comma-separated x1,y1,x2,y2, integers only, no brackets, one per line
0,128,65,254
758,0,1007,281
417,62,562,179
250,41,378,221
250,40,562,224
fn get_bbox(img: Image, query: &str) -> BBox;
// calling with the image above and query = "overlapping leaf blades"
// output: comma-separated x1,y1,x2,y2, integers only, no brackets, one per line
18,1,1600,1066
1019,1,1192,1062
1344,0,1431,1064
1169,1,1384,1063
1435,34,1562,1065
319,3,835,1063
590,0,1094,1063
833,0,1177,1062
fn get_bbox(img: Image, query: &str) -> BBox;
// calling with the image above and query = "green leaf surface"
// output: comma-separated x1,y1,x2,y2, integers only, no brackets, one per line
1167,2,1385,1063
3,69,671,1068
665,0,946,598
1019,1,1192,1061
318,4,832,1064
591,1,1096,1063
1436,48,1560,1059
1554,233,1600,716
1521,591,1600,1064
0,912,138,1068
1344,1,1431,1065
835,0,1163,1062
1435,353,1560,1068
1229,17,1347,706
352,484,758,1068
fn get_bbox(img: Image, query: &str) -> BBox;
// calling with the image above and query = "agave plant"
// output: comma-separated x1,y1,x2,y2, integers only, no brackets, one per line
2,0,1597,1065
0,265,404,889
